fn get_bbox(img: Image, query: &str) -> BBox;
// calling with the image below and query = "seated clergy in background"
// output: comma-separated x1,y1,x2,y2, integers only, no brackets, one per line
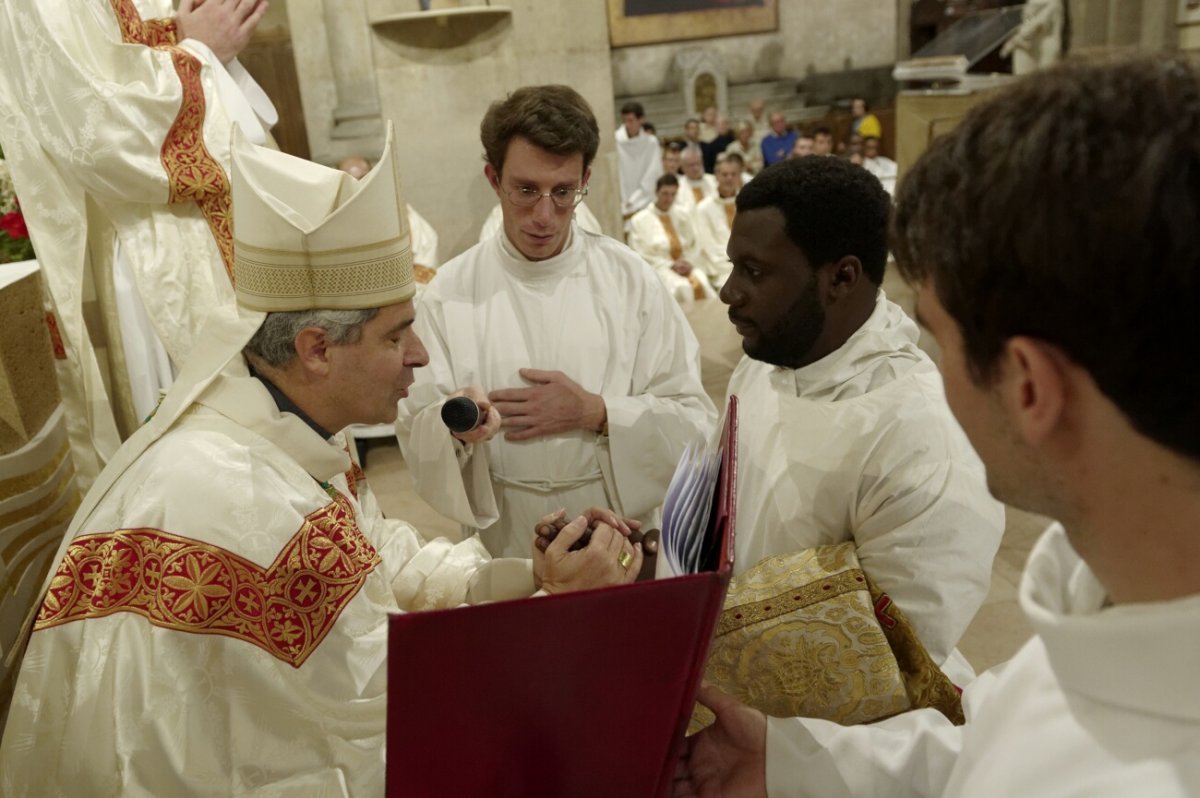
812,125,835,156
672,144,719,218
693,152,744,287
615,100,663,219
676,55,1200,798
628,173,717,310
0,128,643,796
661,141,683,177
396,85,716,557
338,154,441,285
717,156,1003,677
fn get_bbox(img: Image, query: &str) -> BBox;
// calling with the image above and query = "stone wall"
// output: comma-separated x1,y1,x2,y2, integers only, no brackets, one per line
610,0,897,98
288,0,620,262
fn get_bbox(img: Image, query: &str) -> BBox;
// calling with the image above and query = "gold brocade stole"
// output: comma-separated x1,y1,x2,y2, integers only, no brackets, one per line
723,201,737,229
692,185,705,204
656,213,705,301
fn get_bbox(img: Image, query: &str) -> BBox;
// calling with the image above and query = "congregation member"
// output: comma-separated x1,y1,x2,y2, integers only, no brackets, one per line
628,174,716,309
862,136,898,195
673,145,719,217
850,97,882,139
693,154,745,288
812,126,835,156
682,117,703,148
761,112,796,167
615,101,663,219
717,156,1003,676
0,0,274,488
0,128,643,796
789,131,815,158
722,119,764,177
662,142,684,177
396,85,716,558
675,55,1200,798
747,98,769,152
698,105,720,143
701,114,735,173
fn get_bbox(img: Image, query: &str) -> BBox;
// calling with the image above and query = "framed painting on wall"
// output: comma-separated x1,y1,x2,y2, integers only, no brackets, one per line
1182,0,1200,25
606,0,779,47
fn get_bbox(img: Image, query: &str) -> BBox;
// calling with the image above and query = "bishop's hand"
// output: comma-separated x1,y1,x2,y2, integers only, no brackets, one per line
177,0,270,64
489,369,606,442
536,514,641,594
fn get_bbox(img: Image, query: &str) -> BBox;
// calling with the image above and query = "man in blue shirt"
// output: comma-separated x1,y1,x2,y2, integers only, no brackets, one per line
760,112,797,167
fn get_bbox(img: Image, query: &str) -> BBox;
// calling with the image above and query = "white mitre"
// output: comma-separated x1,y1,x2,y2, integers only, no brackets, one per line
231,121,415,311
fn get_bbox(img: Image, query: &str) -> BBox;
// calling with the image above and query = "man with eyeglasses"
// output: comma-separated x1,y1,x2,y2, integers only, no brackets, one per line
396,84,716,558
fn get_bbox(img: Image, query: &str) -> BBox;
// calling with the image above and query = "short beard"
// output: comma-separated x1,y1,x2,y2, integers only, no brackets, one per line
744,273,825,369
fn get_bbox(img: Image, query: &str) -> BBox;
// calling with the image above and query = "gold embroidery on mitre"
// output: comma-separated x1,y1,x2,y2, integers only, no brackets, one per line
33,493,380,668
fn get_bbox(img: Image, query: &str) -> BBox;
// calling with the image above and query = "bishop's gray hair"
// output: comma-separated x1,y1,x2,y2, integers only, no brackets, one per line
244,308,380,368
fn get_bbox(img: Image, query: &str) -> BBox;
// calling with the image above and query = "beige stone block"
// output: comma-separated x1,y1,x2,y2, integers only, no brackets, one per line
0,264,59,455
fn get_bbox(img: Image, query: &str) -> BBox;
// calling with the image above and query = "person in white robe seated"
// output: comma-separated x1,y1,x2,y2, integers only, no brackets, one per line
672,144,719,218
723,119,764,178
396,85,716,558
0,126,645,797
712,153,1003,688
627,174,716,309
616,100,663,221
479,198,602,243
693,153,745,287
861,136,898,196
675,55,1200,798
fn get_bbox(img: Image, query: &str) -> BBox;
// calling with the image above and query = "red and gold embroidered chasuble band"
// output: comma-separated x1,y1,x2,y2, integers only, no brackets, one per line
108,0,235,281
34,493,380,668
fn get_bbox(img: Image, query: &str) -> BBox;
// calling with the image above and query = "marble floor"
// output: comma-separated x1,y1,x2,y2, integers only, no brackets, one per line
365,269,1047,674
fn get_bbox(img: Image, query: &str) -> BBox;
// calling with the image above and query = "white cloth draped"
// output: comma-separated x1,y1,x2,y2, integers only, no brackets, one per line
396,225,716,557
693,194,738,286
726,292,1004,667
627,204,715,309
0,313,533,796
407,203,440,270
0,0,276,489
863,156,898,196
764,522,1200,797
615,127,663,217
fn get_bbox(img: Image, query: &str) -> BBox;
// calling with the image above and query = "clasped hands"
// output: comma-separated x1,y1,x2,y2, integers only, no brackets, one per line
532,507,645,594
449,369,605,445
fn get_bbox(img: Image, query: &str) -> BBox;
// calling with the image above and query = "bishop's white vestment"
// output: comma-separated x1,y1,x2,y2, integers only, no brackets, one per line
0,0,276,491
0,313,533,797
627,204,716,309
726,292,1004,668
615,127,663,217
693,194,738,286
762,523,1200,797
396,226,717,557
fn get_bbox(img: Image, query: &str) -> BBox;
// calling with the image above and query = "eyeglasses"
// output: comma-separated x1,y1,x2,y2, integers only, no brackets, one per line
504,185,588,209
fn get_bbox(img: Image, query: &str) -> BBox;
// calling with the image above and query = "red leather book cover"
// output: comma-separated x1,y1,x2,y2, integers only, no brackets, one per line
386,398,738,797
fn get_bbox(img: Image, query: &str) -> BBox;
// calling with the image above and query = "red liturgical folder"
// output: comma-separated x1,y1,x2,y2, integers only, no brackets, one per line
386,397,738,798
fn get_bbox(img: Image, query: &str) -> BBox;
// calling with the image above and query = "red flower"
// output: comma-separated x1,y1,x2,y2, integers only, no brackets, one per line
0,209,28,239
